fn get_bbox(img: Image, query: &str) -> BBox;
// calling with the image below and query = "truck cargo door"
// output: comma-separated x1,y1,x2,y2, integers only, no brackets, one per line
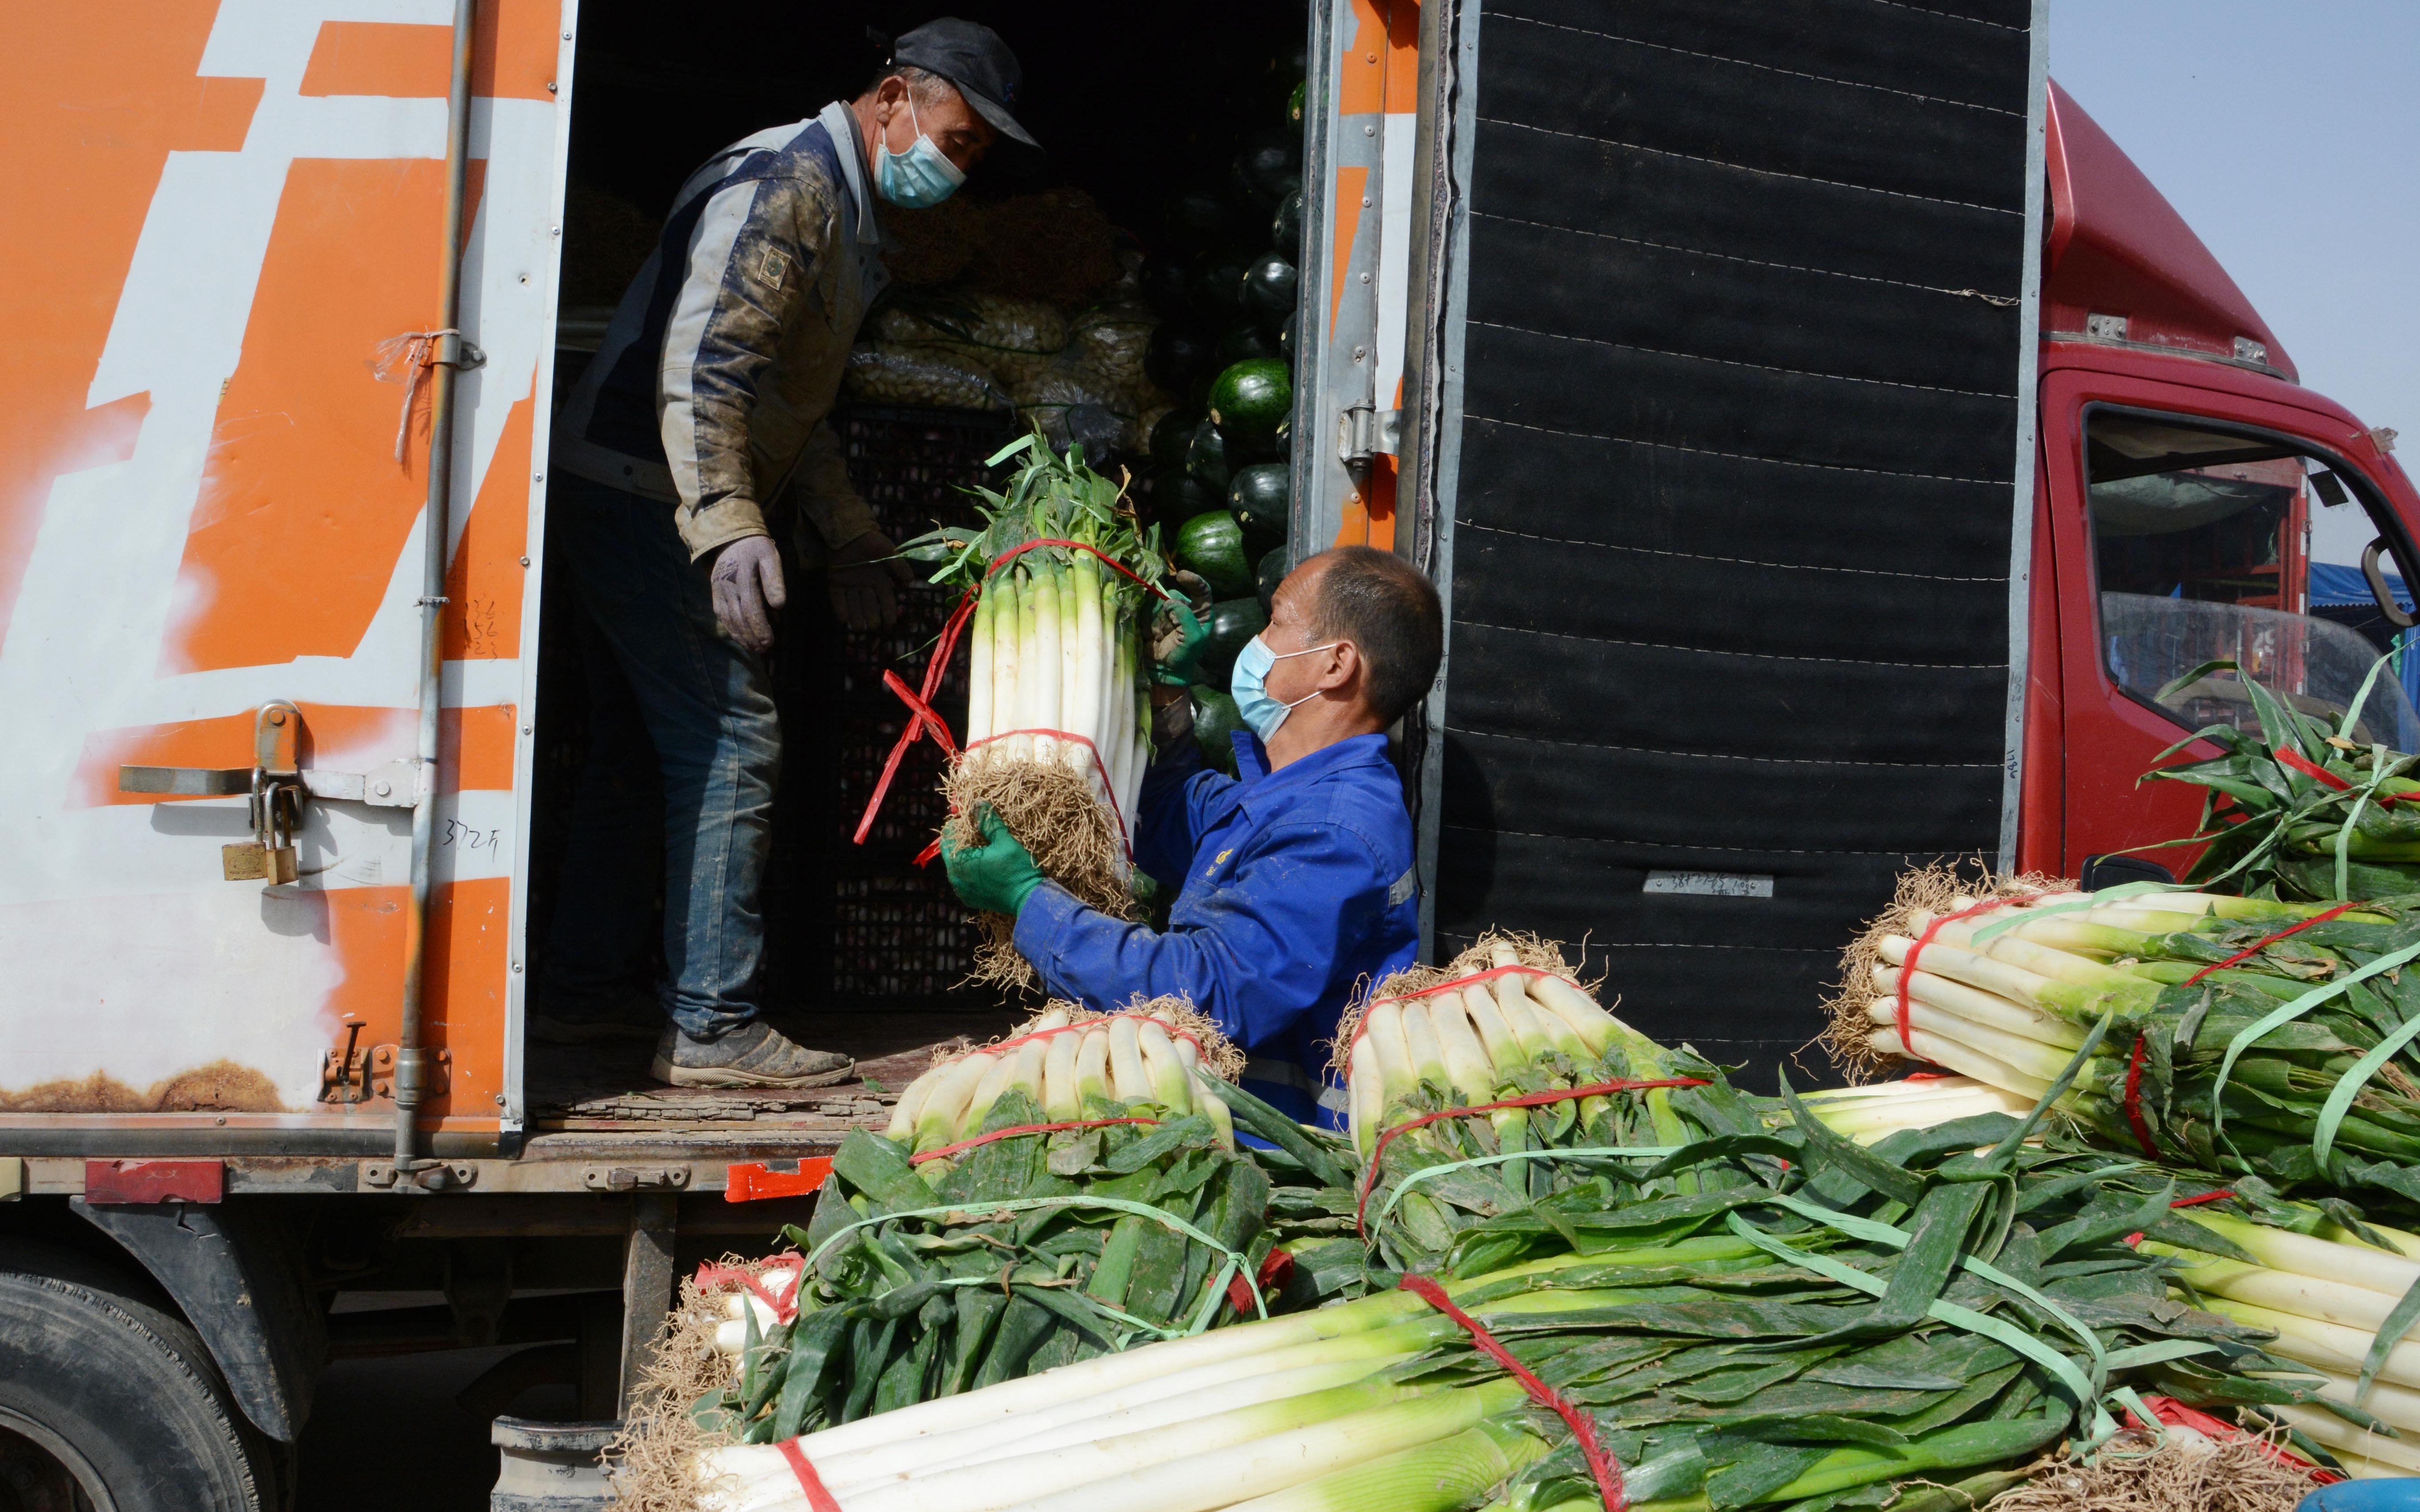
1397,0,2049,1082
0,4,574,1143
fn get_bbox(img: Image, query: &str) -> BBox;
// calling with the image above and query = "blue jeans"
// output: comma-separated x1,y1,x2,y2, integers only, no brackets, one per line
543,471,781,1039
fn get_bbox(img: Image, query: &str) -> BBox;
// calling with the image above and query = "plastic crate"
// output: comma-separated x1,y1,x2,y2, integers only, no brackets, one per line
815,405,1016,1003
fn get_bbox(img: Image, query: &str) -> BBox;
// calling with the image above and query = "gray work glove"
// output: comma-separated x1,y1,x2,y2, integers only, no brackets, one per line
828,529,914,633
709,535,787,653
1152,685,1195,752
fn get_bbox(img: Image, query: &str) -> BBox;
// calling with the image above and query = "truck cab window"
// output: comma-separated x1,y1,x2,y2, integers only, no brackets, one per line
2086,409,2420,751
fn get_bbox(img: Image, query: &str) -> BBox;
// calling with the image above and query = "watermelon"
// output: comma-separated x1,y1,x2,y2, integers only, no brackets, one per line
1227,462,1290,546
1190,684,1244,774
1198,597,1269,685
1288,80,1305,128
1184,419,1233,492
1163,188,1228,250
1153,470,1223,526
1188,254,1248,319
1145,325,1215,397
1240,255,1298,329
1216,323,1284,368
1208,359,1293,451
1175,511,1253,599
1257,545,1289,612
1279,311,1297,362
1149,408,1202,473
1230,129,1301,205
1272,190,1303,255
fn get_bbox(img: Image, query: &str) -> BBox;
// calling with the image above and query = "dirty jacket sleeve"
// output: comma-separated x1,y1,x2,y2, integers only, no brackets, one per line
1012,819,1399,1053
786,419,882,568
657,173,837,561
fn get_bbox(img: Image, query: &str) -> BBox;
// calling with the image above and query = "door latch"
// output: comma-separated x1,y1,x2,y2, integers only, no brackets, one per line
117,701,424,886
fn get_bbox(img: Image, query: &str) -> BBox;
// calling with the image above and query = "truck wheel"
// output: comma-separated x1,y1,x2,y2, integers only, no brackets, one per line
0,1242,267,1512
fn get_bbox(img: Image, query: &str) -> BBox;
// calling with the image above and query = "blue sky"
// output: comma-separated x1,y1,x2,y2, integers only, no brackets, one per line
2047,3,2419,480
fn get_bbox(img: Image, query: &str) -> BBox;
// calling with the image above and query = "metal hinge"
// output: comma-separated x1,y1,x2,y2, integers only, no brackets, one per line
116,701,424,886
363,1161,479,1192
1337,404,1403,473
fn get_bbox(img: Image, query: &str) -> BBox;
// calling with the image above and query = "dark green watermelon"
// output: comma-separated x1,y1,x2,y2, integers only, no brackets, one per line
1197,597,1270,685
1227,462,1290,546
1190,684,1244,773
1184,419,1233,493
1271,190,1303,256
1209,360,1293,452
1153,470,1223,526
1216,324,1284,368
1175,512,1253,599
1188,254,1248,320
1257,545,1289,613
1145,326,1215,397
1279,311,1297,362
1240,255,1297,329
1230,129,1301,205
1149,409,1202,473
1163,188,1228,250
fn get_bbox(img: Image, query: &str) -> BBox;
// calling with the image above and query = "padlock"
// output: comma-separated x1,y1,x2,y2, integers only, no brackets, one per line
229,774,300,885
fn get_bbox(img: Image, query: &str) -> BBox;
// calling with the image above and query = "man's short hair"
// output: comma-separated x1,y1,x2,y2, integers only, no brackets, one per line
861,65,959,108
1302,546,1444,727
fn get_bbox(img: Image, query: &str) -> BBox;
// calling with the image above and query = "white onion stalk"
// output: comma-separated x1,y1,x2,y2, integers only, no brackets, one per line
1863,998,2092,1086
2265,1401,2420,1476
1868,966,2086,1050
1859,1026,2056,1101
2197,1298,2420,1391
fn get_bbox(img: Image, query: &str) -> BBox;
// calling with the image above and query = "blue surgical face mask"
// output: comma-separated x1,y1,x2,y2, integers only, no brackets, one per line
873,97,966,208
1230,635,1339,740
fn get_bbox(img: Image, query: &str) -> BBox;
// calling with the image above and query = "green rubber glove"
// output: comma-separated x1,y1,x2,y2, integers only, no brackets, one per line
1151,572,1213,687
943,806,1046,917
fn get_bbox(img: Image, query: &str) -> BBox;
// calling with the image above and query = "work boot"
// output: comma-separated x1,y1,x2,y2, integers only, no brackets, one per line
650,1021,855,1089
530,987,664,1046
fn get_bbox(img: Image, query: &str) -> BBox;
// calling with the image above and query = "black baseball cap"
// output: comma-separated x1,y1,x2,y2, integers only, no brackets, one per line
892,18,1037,149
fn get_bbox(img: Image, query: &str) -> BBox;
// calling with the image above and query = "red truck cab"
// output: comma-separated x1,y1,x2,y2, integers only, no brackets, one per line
2021,83,2420,879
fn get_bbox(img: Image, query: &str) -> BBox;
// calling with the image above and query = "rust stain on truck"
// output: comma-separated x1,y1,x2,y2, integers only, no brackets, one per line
0,1061,287,1115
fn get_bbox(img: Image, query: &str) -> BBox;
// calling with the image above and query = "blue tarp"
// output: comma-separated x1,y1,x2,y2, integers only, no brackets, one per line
2309,561,2420,709
2311,561,2412,609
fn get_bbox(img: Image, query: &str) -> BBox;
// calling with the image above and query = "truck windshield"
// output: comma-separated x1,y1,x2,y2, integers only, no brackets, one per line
2087,410,2420,752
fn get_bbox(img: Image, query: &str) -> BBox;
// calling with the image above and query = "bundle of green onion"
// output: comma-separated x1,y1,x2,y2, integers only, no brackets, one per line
675,1071,2313,1512
2139,1205,2420,1478
898,432,1167,981
665,1006,1276,1448
1824,868,2420,1210
2139,656,2420,901
884,1001,1242,1163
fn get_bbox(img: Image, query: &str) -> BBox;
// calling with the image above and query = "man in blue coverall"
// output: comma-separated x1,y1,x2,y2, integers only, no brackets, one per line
942,545,1445,1127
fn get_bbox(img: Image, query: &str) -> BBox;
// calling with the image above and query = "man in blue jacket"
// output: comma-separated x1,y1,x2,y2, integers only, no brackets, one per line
943,546,1444,1127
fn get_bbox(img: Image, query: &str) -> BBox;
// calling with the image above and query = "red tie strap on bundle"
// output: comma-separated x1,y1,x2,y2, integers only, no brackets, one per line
776,1438,845,1512
854,588,979,848
2121,1037,2161,1159
1354,1077,1708,1232
908,1116,1160,1166
691,1253,807,1326
1342,964,1563,1065
855,537,1191,854
2169,1188,2239,1208
2180,901,2361,985
1895,895,2027,1057
1230,1246,1296,1314
2118,1395,2341,1484
2272,746,2400,800
1399,1273,1627,1512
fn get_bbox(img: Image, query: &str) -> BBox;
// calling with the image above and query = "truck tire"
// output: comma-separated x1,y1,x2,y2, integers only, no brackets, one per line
0,1241,267,1512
